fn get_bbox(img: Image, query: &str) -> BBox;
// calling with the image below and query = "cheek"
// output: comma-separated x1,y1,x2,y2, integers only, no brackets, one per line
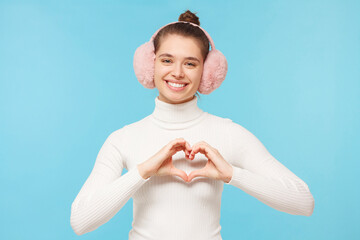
154,63,169,78
191,68,203,84
154,64,163,82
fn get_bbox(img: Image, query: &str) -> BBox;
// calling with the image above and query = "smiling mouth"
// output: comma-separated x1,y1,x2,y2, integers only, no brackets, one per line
165,80,189,88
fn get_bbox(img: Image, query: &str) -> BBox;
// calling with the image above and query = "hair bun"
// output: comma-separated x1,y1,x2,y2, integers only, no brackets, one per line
178,10,200,26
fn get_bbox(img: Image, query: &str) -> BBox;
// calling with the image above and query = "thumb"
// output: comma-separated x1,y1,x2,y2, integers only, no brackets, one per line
187,168,207,182
171,167,188,182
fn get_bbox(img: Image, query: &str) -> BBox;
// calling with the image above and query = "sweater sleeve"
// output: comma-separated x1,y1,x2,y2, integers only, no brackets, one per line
224,121,315,216
70,130,150,235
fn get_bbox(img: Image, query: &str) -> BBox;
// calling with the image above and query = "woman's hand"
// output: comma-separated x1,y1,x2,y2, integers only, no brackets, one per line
187,141,233,183
137,137,192,182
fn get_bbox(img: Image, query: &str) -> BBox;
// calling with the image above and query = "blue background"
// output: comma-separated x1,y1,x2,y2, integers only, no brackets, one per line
1,0,359,239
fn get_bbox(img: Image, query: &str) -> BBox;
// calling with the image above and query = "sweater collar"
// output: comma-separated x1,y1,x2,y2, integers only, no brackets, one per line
150,95,206,129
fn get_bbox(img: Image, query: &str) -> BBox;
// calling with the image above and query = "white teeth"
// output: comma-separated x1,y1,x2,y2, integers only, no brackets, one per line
167,81,186,88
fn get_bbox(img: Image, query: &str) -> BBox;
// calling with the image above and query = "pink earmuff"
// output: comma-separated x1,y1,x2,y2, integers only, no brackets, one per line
133,21,228,95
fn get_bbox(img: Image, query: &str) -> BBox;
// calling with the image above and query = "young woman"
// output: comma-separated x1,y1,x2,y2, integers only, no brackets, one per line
70,10,315,240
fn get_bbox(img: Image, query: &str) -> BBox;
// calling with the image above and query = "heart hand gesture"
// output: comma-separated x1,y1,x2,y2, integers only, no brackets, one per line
137,139,233,183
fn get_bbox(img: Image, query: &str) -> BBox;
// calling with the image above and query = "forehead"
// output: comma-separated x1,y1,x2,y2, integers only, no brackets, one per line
157,34,203,59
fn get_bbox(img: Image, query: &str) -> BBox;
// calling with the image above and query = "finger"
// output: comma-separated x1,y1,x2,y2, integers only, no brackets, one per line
193,145,224,167
185,152,191,160
185,141,192,152
173,138,190,149
169,139,187,153
189,144,208,159
187,168,207,182
171,139,193,157
184,141,192,159
169,137,185,146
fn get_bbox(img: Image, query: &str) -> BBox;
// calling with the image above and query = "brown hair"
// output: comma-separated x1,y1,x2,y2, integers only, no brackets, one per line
153,10,210,62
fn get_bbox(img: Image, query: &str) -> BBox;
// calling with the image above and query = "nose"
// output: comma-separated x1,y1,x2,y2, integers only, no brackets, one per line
171,62,185,79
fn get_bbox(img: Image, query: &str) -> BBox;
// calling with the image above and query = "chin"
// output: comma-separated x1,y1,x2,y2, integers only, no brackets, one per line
163,94,194,104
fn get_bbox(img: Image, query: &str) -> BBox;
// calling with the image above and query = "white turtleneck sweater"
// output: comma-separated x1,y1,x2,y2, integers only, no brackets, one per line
70,96,314,239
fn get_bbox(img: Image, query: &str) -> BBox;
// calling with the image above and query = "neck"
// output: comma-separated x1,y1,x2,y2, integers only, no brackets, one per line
150,95,206,129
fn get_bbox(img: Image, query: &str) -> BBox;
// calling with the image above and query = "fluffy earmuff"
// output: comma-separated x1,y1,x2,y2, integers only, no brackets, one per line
133,21,228,94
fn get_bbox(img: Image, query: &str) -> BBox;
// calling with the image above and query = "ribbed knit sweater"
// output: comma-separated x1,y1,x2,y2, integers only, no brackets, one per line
70,96,315,239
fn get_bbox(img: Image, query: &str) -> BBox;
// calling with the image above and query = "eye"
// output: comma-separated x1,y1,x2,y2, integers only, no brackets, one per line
185,62,196,67
161,59,172,64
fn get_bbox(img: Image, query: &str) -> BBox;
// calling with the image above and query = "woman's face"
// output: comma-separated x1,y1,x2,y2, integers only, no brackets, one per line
154,34,204,104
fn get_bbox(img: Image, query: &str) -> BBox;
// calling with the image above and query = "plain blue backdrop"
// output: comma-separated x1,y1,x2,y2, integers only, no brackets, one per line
1,0,359,239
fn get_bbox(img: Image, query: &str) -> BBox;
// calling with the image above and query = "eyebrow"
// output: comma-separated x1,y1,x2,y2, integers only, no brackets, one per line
158,53,200,63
